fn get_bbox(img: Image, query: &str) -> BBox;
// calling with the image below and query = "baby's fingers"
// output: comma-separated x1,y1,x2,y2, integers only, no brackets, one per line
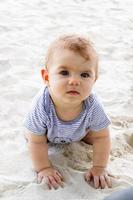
84,170,91,182
99,175,107,189
48,176,60,190
55,171,64,182
41,176,52,190
108,172,117,179
104,175,112,188
37,174,43,184
54,173,64,188
94,176,100,189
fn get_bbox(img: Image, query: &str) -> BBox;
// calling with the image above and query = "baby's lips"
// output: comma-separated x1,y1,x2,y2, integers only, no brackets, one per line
67,90,80,95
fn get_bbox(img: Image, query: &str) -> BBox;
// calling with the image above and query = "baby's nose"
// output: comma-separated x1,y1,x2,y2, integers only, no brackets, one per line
68,76,80,86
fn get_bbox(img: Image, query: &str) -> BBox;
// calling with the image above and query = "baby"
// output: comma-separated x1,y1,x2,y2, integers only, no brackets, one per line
24,34,112,190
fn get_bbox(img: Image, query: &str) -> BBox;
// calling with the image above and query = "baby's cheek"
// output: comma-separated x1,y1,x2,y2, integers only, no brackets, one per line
84,87,92,96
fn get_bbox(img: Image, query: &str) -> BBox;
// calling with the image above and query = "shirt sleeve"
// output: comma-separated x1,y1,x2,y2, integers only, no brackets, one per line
23,90,48,135
89,94,111,132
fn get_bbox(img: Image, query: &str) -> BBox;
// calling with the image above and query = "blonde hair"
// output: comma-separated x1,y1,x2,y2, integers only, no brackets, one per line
45,34,98,80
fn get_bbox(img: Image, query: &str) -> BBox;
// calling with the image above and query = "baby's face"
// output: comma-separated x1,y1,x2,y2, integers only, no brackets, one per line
46,49,97,106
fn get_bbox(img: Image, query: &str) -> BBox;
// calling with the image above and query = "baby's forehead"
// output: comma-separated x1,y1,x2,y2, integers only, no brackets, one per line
58,48,96,62
57,45,96,57
53,48,96,62
49,49,97,72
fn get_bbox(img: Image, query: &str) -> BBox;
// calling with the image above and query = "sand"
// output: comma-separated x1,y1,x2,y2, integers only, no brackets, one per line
0,0,133,199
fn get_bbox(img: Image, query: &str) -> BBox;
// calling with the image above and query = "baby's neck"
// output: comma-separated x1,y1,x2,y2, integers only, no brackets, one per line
54,102,84,122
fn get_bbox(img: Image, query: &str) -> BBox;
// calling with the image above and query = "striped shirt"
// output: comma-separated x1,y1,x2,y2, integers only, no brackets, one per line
23,87,111,144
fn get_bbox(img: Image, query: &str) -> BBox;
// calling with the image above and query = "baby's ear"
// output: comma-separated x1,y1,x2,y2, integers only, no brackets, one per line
41,68,49,83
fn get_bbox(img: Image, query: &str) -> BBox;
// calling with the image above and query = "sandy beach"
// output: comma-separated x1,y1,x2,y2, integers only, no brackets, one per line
0,0,133,199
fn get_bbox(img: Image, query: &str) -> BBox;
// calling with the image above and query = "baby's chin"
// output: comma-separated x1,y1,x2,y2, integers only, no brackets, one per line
64,96,82,102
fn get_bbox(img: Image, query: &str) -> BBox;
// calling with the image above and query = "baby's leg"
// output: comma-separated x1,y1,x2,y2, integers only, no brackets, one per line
82,131,94,144
82,128,110,145
104,187,133,200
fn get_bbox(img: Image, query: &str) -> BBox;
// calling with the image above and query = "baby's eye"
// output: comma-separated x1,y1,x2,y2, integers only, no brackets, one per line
81,72,90,78
59,70,69,76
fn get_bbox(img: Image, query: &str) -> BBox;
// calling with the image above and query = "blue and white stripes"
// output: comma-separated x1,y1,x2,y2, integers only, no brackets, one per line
23,87,111,143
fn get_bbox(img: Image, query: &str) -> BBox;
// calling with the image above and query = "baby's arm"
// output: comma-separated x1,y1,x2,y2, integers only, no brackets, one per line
25,133,64,189
84,128,112,189
26,133,51,171
92,128,111,168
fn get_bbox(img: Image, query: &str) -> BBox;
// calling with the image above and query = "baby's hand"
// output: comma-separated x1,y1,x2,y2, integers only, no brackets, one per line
84,166,113,189
37,167,64,190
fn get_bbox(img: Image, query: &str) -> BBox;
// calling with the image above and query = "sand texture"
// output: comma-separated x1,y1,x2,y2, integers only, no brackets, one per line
0,0,133,199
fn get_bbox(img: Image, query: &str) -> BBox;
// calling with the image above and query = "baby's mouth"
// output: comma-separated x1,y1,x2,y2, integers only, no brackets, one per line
67,91,80,95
